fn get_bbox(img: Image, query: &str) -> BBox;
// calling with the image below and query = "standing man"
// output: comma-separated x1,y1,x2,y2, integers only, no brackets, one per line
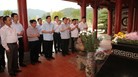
70,19,79,53
78,17,88,31
60,17,70,56
11,13,26,67
42,16,55,60
53,16,61,53
27,20,40,65
0,16,5,72
37,18,43,55
1,16,20,76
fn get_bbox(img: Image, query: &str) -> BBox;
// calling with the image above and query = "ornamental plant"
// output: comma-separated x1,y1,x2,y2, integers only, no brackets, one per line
79,30,100,52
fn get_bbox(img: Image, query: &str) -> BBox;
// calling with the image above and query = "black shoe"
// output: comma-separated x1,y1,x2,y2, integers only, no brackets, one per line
62,54,66,56
0,68,4,73
36,61,41,63
9,73,16,76
31,62,36,65
20,63,27,67
66,53,70,55
46,58,51,61
15,70,22,73
58,50,62,52
50,57,55,60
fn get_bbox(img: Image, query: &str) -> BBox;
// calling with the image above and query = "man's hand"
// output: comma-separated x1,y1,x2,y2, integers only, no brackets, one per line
17,31,24,36
75,25,78,28
20,31,24,35
67,27,71,30
31,34,38,37
51,30,54,33
49,30,54,34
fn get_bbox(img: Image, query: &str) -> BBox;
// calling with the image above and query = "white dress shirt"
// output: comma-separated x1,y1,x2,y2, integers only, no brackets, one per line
70,24,79,38
53,21,60,33
0,25,18,50
12,22,24,38
42,22,54,41
60,23,70,39
78,22,88,31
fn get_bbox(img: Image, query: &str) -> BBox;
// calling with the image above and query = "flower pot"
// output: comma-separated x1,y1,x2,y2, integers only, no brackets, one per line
85,52,95,77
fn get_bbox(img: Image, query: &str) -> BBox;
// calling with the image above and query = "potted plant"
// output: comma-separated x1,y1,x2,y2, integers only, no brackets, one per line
77,30,100,77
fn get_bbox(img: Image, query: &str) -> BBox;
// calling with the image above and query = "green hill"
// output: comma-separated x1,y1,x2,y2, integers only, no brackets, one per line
0,9,46,20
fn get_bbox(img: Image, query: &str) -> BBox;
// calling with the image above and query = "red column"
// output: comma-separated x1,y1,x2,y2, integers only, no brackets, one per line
134,1,138,32
107,8,113,35
92,6,98,31
17,0,28,52
134,7,138,31
127,0,134,33
115,0,122,33
80,0,86,18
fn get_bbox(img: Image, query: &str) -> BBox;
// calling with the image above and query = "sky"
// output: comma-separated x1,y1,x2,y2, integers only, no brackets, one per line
0,0,80,12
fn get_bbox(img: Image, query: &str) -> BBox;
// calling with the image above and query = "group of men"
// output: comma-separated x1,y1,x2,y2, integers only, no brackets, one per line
0,13,88,76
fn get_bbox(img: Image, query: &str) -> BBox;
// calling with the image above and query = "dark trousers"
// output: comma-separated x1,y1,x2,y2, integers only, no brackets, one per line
29,41,39,63
61,39,69,55
43,41,53,58
38,35,43,54
7,43,18,74
18,38,24,64
53,32,61,52
0,44,5,68
71,37,78,52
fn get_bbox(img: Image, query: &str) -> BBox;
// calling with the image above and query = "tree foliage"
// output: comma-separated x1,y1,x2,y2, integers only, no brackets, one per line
71,9,80,20
41,12,50,20
98,8,108,33
3,10,13,16
51,11,64,20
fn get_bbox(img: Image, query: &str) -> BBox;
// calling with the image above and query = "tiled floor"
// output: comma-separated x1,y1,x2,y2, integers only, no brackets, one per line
0,53,85,77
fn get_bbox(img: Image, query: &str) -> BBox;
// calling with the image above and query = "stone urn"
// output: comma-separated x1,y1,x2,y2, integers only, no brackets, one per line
85,52,95,77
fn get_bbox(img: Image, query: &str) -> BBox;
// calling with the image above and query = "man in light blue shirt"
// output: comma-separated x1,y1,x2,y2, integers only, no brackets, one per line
36,18,43,55
42,16,55,60
60,17,70,56
53,16,61,53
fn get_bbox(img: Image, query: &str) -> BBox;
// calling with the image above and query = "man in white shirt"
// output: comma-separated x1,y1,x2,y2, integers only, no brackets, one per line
0,16,20,76
53,16,61,53
70,19,79,53
0,16,5,72
36,18,43,55
78,17,88,31
60,17,70,56
42,16,55,60
11,13,26,67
